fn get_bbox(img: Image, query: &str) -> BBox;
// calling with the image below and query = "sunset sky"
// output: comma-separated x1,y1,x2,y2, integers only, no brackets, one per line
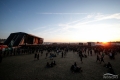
0,0,120,42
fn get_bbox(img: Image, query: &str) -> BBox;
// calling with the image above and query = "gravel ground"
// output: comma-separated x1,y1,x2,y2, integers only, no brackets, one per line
0,51,120,80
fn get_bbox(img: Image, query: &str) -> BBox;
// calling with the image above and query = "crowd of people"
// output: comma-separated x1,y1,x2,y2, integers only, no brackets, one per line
0,43,120,75
0,43,120,57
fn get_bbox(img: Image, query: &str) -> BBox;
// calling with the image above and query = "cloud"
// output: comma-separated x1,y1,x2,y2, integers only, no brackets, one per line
36,12,88,15
86,14,94,18
38,13,120,32
95,13,120,20
57,13,120,35
74,13,120,27
37,13,120,30
33,26,46,31
29,13,120,42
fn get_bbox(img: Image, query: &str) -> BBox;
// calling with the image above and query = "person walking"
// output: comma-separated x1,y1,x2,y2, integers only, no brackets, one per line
79,50,83,63
37,53,39,60
100,55,104,64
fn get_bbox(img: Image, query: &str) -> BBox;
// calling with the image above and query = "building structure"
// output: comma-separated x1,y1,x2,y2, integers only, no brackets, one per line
4,32,43,47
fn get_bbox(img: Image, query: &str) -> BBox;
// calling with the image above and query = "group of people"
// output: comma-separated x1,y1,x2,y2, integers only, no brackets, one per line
49,53,57,60
46,60,56,68
1,43,119,60
70,62,82,73
61,51,67,58
104,62,115,74
1,43,119,76
96,53,104,64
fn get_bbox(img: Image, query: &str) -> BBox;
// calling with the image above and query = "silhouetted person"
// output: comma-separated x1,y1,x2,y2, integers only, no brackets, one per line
49,53,53,60
101,52,104,58
70,62,82,73
106,62,112,68
53,60,56,65
62,51,63,58
109,68,115,75
37,54,39,60
112,52,115,59
109,52,112,59
70,65,74,73
100,55,104,64
74,62,77,67
80,56,83,63
45,52,48,59
96,54,100,62
0,53,2,63
79,50,82,57
79,51,83,63
34,53,37,60
51,61,54,67
46,62,50,68
64,52,66,57
90,50,92,56
41,50,43,56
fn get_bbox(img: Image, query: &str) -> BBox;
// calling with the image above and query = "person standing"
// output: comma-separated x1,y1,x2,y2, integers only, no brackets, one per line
45,52,48,59
62,51,63,58
79,50,83,63
96,54,100,63
41,50,43,56
34,51,37,60
80,55,83,63
37,53,39,60
0,52,2,63
90,49,92,56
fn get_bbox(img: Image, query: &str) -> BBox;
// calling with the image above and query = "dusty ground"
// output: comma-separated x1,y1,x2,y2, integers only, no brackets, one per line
0,51,120,80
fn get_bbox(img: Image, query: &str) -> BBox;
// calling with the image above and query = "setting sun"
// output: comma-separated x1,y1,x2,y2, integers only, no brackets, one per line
101,42,110,46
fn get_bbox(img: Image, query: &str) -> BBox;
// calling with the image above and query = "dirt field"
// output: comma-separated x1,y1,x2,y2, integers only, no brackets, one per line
0,51,120,80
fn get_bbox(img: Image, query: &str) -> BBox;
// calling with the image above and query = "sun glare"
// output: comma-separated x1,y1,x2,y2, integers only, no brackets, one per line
101,42,110,46
102,42,108,44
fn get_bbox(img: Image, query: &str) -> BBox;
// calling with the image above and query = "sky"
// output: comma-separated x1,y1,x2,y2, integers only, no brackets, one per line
0,0,120,42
